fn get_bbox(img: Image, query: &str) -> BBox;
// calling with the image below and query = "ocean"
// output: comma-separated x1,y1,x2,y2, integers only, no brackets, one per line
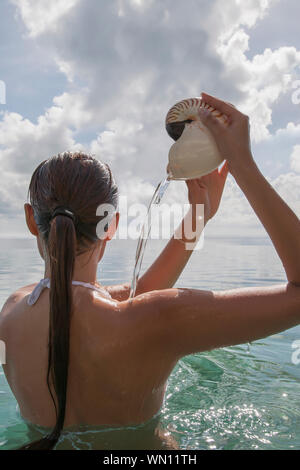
1,235,300,450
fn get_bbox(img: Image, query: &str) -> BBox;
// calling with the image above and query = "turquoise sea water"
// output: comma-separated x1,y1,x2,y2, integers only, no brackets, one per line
0,236,300,450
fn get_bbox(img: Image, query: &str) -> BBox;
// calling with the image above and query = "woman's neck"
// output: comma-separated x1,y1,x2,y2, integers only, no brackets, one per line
44,245,103,284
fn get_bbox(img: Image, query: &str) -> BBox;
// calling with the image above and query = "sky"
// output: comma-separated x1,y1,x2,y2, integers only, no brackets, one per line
0,0,300,238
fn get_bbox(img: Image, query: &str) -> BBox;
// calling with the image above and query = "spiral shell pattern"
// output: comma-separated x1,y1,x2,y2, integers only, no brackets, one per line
165,97,223,125
165,97,225,180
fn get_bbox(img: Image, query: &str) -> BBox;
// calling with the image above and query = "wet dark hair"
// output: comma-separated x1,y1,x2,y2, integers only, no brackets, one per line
19,152,118,450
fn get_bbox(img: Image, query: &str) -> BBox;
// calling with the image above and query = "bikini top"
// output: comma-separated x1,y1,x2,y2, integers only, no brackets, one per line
27,278,112,306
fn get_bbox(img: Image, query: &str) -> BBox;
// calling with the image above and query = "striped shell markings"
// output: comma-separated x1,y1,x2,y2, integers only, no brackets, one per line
165,97,225,180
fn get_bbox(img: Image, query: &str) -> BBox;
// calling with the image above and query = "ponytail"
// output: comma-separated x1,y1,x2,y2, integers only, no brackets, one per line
19,152,119,450
19,211,76,450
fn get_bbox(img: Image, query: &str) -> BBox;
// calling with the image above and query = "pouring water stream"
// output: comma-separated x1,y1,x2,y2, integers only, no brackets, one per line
129,177,170,298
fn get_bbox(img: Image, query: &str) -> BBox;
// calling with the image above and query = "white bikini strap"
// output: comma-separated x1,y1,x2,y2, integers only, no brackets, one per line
72,281,112,299
27,278,111,306
27,278,50,306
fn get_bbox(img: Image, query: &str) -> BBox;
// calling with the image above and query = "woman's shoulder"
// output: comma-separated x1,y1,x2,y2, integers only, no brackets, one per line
0,283,38,319
0,283,37,342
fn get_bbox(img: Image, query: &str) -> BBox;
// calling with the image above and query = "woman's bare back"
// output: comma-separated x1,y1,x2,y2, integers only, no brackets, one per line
1,283,178,429
2,278,300,432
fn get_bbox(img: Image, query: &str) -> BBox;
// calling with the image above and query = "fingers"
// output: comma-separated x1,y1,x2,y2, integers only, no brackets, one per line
201,92,237,117
186,179,196,187
186,178,206,191
186,179,198,191
186,163,228,188
219,161,229,179
198,107,223,137
226,102,236,109
209,164,228,186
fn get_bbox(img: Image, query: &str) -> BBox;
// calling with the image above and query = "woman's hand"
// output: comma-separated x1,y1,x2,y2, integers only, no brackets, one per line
198,93,300,286
186,162,228,223
198,92,254,176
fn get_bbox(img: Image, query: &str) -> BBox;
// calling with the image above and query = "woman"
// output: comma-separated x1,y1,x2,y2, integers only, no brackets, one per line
0,93,300,450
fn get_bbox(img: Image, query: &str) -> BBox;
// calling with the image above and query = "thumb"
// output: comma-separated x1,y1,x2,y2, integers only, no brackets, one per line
198,108,222,137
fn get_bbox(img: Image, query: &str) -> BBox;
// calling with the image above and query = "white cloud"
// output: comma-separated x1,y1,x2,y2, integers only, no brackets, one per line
0,109,84,175
276,122,300,139
90,118,144,165
8,0,299,153
11,0,79,37
217,35,300,141
0,90,92,175
1,0,300,237
272,172,300,216
290,145,300,174
207,0,276,42
203,1,300,142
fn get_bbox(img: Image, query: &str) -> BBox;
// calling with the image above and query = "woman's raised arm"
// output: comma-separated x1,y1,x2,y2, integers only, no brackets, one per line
199,93,300,286
123,94,300,359
126,283,300,359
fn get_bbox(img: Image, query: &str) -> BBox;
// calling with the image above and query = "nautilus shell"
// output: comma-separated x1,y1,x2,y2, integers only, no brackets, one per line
165,97,225,180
